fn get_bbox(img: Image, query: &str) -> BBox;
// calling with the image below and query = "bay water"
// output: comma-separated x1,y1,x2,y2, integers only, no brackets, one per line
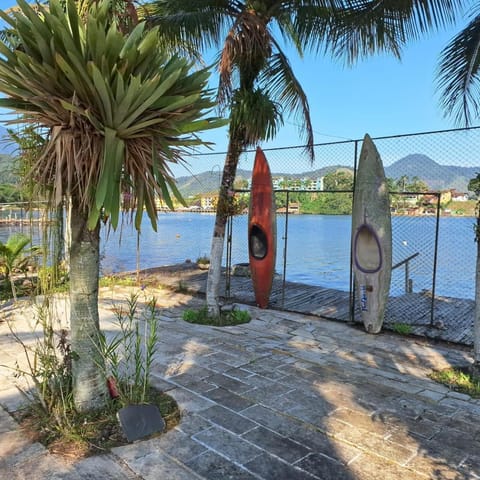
1,212,475,300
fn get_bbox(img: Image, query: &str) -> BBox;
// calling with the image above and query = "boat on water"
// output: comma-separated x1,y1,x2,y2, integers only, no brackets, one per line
248,147,277,309
352,134,392,333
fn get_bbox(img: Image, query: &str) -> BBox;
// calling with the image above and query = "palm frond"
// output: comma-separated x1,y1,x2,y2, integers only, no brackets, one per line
259,46,314,162
141,0,232,52
297,0,467,64
437,8,480,126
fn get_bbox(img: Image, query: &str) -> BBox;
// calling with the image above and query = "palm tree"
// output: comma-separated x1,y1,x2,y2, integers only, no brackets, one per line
0,0,223,411
145,0,465,316
436,3,480,374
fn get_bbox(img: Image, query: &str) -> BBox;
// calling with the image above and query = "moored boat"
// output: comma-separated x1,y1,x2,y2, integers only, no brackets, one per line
248,147,276,308
352,134,392,333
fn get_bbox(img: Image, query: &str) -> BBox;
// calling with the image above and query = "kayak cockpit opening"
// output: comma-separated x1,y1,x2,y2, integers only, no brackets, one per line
249,224,268,260
354,223,382,273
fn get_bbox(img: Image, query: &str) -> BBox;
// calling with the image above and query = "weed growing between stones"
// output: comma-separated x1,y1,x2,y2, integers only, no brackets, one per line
392,323,413,336
429,366,480,398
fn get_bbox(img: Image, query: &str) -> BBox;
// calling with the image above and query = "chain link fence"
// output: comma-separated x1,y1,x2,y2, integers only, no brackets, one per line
183,127,479,344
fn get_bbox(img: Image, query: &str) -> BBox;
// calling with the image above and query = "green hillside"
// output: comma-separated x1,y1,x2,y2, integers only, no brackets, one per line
0,155,18,184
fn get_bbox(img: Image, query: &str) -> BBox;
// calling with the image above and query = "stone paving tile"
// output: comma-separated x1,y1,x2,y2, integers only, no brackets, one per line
72,454,142,480
328,407,394,437
174,412,213,437
240,361,288,380
458,454,480,479
349,452,428,480
198,405,258,435
222,366,255,381
290,426,362,465
294,452,356,480
430,427,480,453
241,404,304,436
0,407,17,433
116,450,201,480
5,453,78,480
325,417,416,465
202,372,252,394
149,428,208,463
185,450,258,480
241,425,310,463
403,441,467,478
282,392,337,426
244,451,319,480
193,425,263,464
168,387,216,414
0,430,46,468
242,382,295,405
202,387,256,412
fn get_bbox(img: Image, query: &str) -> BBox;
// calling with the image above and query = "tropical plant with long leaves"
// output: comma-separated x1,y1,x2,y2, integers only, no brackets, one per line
145,0,466,316
0,0,223,411
0,233,31,301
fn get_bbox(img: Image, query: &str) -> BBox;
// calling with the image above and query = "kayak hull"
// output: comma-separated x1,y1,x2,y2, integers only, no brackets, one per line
248,147,276,309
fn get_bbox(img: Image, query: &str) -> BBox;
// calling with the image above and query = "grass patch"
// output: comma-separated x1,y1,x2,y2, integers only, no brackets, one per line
99,275,138,288
392,323,412,335
183,305,251,326
429,366,480,398
16,387,180,458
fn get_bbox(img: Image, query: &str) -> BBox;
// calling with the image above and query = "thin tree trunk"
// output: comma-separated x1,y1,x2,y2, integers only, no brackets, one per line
69,202,106,411
473,215,480,375
206,134,244,316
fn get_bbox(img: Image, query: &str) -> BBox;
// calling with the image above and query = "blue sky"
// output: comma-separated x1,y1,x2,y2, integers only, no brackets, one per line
0,1,477,169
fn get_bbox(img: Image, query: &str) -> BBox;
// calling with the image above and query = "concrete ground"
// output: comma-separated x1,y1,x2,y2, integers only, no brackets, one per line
0,284,479,479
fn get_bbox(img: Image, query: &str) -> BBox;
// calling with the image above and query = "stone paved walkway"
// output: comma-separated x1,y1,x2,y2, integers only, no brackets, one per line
0,285,479,479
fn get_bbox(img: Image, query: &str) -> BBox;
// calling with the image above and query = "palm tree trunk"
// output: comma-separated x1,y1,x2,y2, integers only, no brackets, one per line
69,202,106,411
206,133,244,316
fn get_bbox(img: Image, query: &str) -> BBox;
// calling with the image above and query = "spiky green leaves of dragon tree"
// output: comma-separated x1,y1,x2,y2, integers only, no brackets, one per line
0,0,225,231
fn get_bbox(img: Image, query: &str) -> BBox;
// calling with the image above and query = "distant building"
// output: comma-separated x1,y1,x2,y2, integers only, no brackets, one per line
451,190,469,202
200,193,218,211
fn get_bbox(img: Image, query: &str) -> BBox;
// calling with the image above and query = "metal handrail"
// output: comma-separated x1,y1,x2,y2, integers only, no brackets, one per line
392,252,419,293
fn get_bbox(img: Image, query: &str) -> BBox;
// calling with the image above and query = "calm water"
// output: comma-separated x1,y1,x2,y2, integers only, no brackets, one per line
1,213,476,300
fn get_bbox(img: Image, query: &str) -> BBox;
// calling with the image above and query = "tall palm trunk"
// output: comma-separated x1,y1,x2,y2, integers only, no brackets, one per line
206,131,244,316
69,201,106,411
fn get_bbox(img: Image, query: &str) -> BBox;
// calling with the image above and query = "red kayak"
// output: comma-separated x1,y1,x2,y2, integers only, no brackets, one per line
248,147,276,308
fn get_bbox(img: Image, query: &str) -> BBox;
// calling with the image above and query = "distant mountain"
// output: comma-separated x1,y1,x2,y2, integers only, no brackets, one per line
0,154,17,184
385,154,478,193
175,165,346,197
176,154,478,196
0,126,18,156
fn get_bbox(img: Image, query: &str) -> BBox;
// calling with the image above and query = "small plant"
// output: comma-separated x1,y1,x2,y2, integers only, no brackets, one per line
175,280,189,293
182,305,251,326
392,323,412,335
5,299,74,436
4,293,179,457
37,265,69,294
196,255,210,265
97,293,160,406
429,366,480,398
0,233,33,301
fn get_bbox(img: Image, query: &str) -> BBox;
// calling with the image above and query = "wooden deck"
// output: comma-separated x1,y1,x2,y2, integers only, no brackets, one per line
135,264,475,346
